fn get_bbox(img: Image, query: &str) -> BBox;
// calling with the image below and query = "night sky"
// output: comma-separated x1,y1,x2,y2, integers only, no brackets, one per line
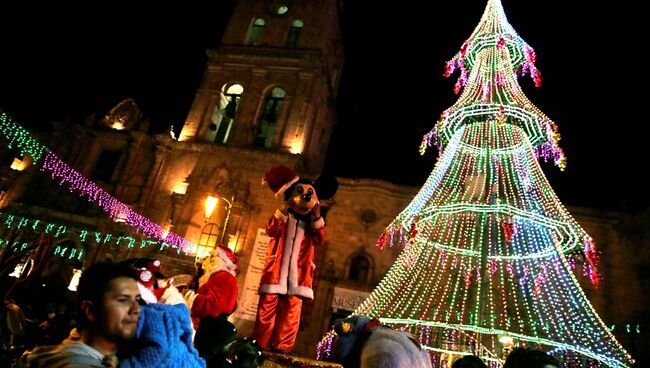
0,1,646,211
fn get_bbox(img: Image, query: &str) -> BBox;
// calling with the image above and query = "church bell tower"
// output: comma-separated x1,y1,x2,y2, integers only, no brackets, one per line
179,0,343,174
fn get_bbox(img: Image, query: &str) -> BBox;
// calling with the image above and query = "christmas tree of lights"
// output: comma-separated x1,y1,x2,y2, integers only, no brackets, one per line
319,1,633,367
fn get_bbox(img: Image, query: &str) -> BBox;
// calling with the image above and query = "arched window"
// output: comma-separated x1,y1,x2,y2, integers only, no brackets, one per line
348,255,370,283
255,87,286,148
91,149,121,182
197,223,220,258
210,84,243,144
247,18,266,45
286,20,303,48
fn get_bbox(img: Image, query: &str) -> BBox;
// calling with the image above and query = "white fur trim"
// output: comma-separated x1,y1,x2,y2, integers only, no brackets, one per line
259,215,316,298
288,286,314,300
274,176,300,198
259,284,287,295
159,285,186,306
275,217,296,293
216,248,237,277
137,283,157,304
217,250,234,267
288,220,305,294
312,217,325,229
274,209,288,222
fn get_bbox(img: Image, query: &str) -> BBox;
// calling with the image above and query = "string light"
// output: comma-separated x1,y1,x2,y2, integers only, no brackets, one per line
0,112,197,253
319,0,633,367
0,212,191,259
0,110,48,163
38,148,194,252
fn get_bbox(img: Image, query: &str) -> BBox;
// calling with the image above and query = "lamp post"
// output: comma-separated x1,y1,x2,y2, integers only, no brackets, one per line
1,156,30,207
204,194,235,246
204,195,219,221
219,195,234,246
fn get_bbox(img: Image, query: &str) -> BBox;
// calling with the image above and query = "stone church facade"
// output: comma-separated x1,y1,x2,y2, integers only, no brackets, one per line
0,0,647,360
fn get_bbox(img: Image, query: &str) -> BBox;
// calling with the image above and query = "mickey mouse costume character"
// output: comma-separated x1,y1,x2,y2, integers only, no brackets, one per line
251,165,338,352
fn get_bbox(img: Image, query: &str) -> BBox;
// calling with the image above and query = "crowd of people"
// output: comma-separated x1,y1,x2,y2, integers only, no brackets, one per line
4,255,567,368
0,163,571,367
451,348,561,368
1,246,263,368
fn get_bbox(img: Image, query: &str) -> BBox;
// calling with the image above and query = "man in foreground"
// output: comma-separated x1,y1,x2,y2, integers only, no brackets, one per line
22,262,141,367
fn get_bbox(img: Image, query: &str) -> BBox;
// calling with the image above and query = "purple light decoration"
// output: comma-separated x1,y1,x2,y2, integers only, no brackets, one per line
315,330,336,361
40,151,193,251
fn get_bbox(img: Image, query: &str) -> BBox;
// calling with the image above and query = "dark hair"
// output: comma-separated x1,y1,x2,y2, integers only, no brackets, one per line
452,355,488,368
503,347,560,368
76,262,137,329
224,338,263,368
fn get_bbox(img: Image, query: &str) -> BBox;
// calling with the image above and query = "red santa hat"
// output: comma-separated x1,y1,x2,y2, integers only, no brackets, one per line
135,259,162,304
216,244,239,273
263,165,299,198
135,259,161,290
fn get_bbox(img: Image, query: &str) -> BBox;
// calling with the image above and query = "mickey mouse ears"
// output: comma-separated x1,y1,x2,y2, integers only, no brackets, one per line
313,174,338,200
263,165,338,200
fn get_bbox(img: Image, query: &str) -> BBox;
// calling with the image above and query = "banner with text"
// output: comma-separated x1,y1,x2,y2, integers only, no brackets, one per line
332,287,370,312
233,228,271,322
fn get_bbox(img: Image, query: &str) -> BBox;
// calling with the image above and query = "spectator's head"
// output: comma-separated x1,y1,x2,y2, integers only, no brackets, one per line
452,355,488,368
503,347,560,368
76,262,141,345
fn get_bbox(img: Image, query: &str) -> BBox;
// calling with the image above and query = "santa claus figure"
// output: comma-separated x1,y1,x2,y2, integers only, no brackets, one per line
188,244,239,329
252,165,337,353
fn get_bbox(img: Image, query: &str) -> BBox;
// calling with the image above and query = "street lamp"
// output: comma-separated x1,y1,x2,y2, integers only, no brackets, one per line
10,157,30,171
204,195,219,220
1,156,31,207
203,194,234,245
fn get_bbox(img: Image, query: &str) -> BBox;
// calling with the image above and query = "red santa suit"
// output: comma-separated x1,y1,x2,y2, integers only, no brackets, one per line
189,245,239,330
251,209,326,351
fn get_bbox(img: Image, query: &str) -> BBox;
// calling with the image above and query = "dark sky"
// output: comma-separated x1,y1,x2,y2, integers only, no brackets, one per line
0,1,647,212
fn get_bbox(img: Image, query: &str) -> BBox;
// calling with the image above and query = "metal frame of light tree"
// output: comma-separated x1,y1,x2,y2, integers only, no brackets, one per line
319,0,634,367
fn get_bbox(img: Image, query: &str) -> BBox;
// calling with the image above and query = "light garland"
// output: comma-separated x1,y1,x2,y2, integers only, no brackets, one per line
0,112,196,253
320,0,634,367
0,110,48,163
0,211,192,262
39,151,193,251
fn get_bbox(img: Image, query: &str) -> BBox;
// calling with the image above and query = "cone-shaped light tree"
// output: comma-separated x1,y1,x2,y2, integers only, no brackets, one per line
319,1,633,367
